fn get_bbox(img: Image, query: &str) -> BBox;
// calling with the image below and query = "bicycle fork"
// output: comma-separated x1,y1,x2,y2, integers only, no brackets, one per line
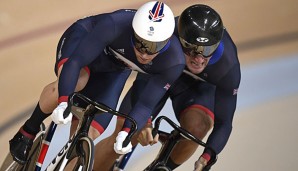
34,122,57,171
144,130,181,171
44,139,71,170
45,107,95,171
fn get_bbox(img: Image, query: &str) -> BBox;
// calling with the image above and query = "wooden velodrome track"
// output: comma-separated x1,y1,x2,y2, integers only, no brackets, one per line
1,0,298,170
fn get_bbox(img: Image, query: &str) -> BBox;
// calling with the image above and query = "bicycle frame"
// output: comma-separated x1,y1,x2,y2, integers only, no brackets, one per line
45,133,80,171
40,92,137,171
114,115,216,171
112,146,137,171
34,122,57,171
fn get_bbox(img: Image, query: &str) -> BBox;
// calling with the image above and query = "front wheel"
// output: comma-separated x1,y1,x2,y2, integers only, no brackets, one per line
152,166,171,171
144,164,172,171
0,158,22,171
62,136,94,171
0,123,46,171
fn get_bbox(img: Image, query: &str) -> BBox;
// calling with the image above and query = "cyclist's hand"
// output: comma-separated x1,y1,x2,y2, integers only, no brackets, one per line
137,123,159,146
114,131,132,154
51,102,73,125
194,156,208,171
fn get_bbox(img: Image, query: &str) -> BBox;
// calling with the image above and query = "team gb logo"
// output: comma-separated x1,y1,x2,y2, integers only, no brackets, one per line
149,1,165,22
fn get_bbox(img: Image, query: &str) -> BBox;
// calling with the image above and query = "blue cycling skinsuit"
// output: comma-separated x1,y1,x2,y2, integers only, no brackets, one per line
55,9,185,133
119,17,241,157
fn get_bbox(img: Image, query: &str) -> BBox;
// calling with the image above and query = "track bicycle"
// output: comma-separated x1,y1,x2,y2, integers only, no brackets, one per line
1,92,137,171
112,115,217,171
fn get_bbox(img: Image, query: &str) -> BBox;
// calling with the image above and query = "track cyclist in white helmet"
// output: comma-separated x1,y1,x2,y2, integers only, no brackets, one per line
9,1,185,170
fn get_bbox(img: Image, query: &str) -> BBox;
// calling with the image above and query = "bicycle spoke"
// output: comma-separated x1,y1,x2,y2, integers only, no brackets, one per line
4,161,22,171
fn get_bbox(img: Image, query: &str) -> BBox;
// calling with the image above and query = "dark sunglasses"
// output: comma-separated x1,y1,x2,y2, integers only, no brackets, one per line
179,37,220,58
132,32,169,55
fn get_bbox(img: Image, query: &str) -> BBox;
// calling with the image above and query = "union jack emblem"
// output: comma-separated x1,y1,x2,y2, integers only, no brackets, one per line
233,88,238,95
164,83,171,90
149,1,165,22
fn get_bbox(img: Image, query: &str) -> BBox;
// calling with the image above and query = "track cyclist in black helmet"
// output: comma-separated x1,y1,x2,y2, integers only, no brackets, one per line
93,4,241,171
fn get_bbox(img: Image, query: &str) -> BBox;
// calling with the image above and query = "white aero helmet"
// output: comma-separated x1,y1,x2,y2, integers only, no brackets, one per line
132,1,175,54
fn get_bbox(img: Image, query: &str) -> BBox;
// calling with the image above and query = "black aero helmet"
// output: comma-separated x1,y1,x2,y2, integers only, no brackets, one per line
178,4,224,57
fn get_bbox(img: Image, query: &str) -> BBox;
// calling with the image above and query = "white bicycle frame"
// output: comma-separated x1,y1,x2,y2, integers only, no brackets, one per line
44,138,73,171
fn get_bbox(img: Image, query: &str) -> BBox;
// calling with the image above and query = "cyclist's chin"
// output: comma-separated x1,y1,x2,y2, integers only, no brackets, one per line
188,65,205,74
136,57,151,64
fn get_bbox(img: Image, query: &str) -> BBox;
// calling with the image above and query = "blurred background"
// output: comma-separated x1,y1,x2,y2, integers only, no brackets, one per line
0,0,298,170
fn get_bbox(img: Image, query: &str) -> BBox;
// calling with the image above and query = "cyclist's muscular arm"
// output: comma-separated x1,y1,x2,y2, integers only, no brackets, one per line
196,87,236,170
203,65,241,160
114,65,183,154
58,15,116,102
118,75,169,146
123,64,184,131
52,16,117,125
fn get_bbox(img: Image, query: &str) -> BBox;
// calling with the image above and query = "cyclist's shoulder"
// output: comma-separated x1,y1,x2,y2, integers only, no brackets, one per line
76,9,134,30
158,35,186,66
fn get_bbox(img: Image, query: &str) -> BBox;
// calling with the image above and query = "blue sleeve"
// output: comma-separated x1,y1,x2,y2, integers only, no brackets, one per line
58,15,116,100
123,64,184,130
206,64,241,155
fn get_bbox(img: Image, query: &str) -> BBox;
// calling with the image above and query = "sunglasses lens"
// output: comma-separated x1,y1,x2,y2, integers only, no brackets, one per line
179,37,219,58
133,33,169,55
